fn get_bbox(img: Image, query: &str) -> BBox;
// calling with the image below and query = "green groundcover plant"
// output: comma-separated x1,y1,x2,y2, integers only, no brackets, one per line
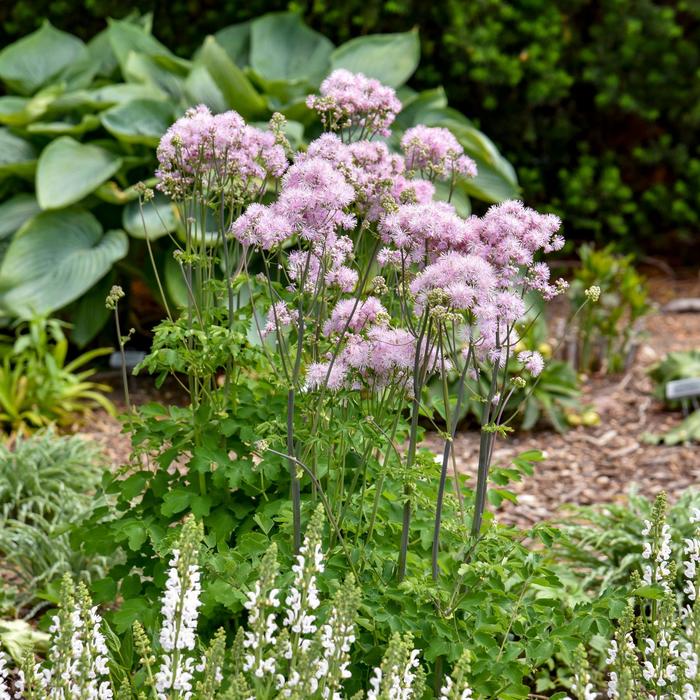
0,13,516,345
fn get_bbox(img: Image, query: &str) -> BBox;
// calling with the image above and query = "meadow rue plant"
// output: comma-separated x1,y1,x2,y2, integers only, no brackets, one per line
87,67,608,697
217,69,571,581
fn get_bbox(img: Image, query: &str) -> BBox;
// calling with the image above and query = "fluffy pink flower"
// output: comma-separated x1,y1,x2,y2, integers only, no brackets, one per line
230,203,292,249
306,69,402,138
379,202,479,263
401,125,477,180
304,326,417,393
323,296,388,336
262,301,297,337
286,234,356,293
473,200,563,270
518,350,545,377
410,252,497,314
278,157,356,242
157,105,287,199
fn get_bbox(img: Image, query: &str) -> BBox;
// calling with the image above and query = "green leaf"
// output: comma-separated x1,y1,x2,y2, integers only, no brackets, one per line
164,253,189,308
184,65,228,114
395,87,449,128
106,18,176,74
250,13,333,85
447,123,519,202
0,128,37,179
199,37,267,119
161,488,192,516
122,53,186,101
0,89,60,126
90,82,168,107
331,30,420,88
0,21,87,95
70,272,115,347
0,194,40,239
122,192,180,239
433,180,471,216
36,136,123,209
633,584,666,600
214,21,251,67
26,113,101,137
100,99,174,145
112,598,153,634
0,208,128,317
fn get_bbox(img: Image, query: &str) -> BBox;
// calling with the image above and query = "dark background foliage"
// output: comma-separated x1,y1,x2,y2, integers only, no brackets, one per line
2,0,699,258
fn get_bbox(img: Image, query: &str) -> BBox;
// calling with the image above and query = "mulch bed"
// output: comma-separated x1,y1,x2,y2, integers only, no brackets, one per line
78,269,700,527
425,269,700,526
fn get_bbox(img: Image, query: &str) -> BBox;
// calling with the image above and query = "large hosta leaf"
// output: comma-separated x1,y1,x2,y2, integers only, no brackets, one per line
199,37,266,119
0,195,41,239
90,83,168,107
36,136,123,209
184,65,228,114
0,89,60,127
214,22,251,67
123,53,186,101
27,114,101,137
250,13,333,85
0,129,37,179
100,99,174,145
106,18,182,74
446,123,519,202
0,208,128,317
122,193,180,239
0,21,87,96
331,31,420,88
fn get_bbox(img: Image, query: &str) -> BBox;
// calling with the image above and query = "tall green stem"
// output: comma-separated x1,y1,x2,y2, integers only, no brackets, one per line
470,361,500,537
432,348,471,580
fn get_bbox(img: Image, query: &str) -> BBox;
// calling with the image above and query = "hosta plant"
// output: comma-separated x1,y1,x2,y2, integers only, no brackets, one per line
0,13,516,344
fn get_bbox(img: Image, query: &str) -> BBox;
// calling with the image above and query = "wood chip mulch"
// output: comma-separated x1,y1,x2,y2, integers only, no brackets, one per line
424,271,700,527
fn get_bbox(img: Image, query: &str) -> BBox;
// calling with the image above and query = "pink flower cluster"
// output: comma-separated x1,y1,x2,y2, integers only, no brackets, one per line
306,69,402,138
401,125,478,180
409,252,496,314
379,202,477,263
472,200,564,270
225,70,568,392
262,301,298,338
156,105,287,200
232,156,355,250
300,133,435,221
305,325,417,392
518,350,545,377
